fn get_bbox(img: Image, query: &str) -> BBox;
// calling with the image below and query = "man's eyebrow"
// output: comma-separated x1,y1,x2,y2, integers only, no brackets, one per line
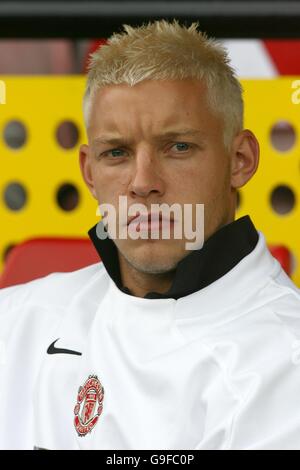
92,136,132,147
92,129,205,146
154,129,205,141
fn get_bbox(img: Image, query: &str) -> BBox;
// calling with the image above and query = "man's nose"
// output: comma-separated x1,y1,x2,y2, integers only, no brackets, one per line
129,151,165,198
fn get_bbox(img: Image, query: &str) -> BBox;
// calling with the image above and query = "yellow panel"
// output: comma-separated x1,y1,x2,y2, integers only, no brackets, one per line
0,76,98,273
237,78,300,286
0,77,300,285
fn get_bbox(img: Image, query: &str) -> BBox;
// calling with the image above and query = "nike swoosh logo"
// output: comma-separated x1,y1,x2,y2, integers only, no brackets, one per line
47,338,82,356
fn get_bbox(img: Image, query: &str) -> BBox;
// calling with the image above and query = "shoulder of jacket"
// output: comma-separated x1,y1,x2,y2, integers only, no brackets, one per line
0,261,105,313
262,267,300,337
270,265,300,302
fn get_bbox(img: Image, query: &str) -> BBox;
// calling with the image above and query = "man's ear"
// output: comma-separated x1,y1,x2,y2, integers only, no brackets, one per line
79,144,97,200
230,129,260,189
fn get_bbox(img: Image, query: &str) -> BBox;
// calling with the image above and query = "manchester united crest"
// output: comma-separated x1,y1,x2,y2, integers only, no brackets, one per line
74,375,104,437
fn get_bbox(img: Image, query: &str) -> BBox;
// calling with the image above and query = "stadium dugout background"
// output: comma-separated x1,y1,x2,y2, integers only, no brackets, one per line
0,0,299,287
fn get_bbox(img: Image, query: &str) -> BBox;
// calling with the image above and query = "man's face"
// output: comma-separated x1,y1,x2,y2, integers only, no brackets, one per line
81,78,236,275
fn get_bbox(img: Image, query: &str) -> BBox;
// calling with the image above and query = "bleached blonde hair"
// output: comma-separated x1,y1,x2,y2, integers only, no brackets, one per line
83,19,243,151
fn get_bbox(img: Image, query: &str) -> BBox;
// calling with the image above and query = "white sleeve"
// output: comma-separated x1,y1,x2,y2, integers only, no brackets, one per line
0,282,62,449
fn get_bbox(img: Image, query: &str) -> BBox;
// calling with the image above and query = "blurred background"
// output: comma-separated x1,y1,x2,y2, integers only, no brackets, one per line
1,0,300,287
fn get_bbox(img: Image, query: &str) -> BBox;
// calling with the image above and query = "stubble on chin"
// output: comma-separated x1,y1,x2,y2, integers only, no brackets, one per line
116,240,185,276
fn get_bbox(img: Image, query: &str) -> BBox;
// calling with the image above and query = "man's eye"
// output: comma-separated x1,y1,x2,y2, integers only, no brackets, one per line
104,148,126,158
172,142,191,152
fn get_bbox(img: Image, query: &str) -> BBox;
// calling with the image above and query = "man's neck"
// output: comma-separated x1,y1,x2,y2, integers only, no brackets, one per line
118,252,176,298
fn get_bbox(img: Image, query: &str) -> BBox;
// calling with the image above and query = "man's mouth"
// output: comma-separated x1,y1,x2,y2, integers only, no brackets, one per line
127,212,175,230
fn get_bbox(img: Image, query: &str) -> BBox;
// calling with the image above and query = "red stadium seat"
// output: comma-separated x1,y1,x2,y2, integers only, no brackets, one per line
0,237,100,289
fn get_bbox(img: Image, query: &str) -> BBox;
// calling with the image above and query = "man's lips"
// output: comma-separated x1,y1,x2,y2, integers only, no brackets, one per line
127,212,175,227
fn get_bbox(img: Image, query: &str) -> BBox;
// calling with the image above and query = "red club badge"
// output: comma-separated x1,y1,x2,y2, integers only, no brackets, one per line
74,375,104,437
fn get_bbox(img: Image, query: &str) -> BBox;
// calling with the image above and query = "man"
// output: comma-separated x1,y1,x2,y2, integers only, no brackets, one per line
1,19,300,450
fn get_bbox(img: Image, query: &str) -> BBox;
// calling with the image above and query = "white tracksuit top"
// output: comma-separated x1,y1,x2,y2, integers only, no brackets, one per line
1,230,300,450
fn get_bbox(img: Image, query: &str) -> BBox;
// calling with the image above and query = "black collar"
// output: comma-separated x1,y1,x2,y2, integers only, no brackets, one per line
88,215,258,300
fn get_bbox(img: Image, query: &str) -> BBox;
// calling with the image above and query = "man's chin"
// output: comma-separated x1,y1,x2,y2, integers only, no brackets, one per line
117,242,185,274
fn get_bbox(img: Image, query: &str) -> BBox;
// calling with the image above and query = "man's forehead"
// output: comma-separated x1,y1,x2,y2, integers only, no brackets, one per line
87,79,212,140
94,78,205,94
90,78,207,111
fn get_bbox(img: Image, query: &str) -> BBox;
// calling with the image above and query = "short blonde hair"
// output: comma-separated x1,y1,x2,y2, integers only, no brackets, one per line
83,19,243,151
